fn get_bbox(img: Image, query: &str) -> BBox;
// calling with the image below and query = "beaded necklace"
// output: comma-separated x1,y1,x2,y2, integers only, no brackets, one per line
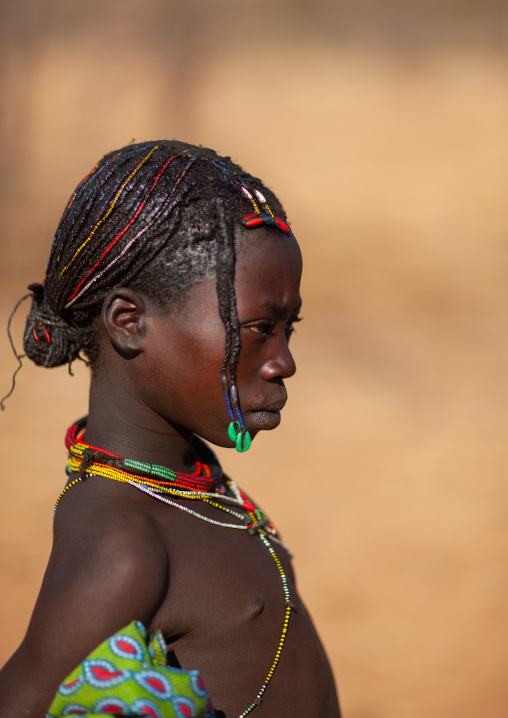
54,419,294,717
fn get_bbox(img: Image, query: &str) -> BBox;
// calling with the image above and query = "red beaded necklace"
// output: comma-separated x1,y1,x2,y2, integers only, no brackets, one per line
65,418,220,493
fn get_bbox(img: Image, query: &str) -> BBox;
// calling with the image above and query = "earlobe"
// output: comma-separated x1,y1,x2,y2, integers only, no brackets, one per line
101,288,148,356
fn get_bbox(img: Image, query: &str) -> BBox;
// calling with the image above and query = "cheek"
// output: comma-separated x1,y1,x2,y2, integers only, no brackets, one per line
151,322,226,395
235,333,265,382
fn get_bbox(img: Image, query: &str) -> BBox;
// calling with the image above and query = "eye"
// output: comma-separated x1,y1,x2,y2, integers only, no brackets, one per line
245,315,302,339
285,315,302,341
286,315,302,332
248,321,276,337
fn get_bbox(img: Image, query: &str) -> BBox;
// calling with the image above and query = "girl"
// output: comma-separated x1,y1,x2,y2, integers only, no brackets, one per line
0,141,341,717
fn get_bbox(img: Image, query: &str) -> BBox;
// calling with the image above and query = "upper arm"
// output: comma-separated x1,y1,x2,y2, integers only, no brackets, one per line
0,507,169,717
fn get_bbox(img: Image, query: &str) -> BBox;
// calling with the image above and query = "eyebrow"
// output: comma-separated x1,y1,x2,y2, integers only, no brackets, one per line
260,299,302,318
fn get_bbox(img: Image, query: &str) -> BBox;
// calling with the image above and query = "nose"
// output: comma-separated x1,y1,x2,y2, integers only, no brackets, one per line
260,339,297,381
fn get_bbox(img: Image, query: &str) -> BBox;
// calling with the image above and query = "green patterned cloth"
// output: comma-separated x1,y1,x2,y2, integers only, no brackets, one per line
46,621,215,718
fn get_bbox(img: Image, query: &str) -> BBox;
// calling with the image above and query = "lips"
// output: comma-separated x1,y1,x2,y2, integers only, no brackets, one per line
249,392,287,414
247,397,287,431
258,401,286,413
249,410,282,431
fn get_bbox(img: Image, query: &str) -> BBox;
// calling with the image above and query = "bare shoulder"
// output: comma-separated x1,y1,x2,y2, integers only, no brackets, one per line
0,479,169,717
50,477,170,611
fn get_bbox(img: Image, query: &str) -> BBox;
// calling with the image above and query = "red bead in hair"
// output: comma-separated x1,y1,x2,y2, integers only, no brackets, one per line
244,216,264,228
242,213,290,234
274,217,290,233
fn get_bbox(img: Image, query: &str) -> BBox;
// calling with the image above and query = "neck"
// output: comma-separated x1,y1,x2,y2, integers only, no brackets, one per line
85,368,198,475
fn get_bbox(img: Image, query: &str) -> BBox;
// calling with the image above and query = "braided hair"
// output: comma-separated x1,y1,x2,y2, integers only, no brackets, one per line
16,140,291,449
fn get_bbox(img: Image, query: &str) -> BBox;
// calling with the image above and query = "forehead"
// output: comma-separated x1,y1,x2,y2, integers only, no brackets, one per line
235,228,303,311
158,228,302,325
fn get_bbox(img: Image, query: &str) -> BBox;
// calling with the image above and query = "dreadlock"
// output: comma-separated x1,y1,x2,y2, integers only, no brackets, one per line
12,140,291,449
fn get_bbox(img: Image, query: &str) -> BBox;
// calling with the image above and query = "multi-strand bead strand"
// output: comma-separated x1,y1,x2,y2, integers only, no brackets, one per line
65,417,219,493
54,421,294,717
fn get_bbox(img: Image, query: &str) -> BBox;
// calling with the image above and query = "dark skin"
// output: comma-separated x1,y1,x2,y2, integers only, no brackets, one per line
0,228,341,717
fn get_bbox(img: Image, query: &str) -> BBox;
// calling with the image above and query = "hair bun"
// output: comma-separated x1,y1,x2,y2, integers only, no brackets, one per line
23,284,81,367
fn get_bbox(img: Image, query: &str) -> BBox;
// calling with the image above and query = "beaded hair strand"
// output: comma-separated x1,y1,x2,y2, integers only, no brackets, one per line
4,141,291,450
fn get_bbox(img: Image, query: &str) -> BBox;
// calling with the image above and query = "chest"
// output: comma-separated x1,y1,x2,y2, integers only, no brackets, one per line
148,499,340,717
154,502,293,639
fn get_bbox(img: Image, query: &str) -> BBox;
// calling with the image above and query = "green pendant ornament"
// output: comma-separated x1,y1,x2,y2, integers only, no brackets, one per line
228,420,241,442
236,431,251,452
228,421,251,453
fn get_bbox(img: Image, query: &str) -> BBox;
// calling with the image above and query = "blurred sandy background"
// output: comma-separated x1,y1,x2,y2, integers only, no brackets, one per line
1,1,508,716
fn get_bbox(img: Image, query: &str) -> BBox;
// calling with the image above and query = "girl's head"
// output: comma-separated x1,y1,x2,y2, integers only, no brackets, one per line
22,140,302,449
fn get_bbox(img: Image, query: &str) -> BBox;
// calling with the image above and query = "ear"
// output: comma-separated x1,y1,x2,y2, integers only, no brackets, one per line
101,288,148,357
